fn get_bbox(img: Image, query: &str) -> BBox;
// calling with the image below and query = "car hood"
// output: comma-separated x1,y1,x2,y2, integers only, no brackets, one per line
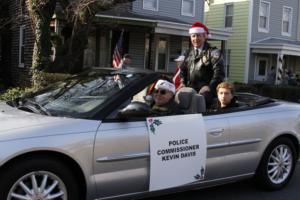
0,101,100,141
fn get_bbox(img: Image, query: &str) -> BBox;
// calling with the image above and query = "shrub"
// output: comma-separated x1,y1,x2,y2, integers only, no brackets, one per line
235,83,300,103
0,87,35,101
0,72,70,101
260,85,300,102
32,71,71,89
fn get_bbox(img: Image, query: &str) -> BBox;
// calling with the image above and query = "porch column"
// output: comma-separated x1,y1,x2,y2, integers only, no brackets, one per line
221,40,226,54
147,32,154,70
95,29,100,67
275,53,284,85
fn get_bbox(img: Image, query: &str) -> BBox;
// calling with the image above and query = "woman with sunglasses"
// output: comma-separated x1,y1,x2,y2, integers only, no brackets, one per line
151,80,182,116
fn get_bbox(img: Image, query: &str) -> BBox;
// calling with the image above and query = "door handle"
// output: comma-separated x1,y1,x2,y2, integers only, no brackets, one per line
208,128,224,136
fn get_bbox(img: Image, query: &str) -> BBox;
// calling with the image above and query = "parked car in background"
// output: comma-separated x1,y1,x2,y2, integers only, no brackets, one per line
0,68,299,200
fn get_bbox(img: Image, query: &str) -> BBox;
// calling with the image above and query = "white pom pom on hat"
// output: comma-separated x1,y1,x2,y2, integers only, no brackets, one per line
155,80,176,94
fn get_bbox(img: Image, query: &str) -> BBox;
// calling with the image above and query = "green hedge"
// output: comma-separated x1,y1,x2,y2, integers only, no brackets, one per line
0,72,70,101
0,87,35,101
235,83,300,103
32,71,71,88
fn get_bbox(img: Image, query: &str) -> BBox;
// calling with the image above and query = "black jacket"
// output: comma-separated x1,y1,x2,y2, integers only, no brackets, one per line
180,42,225,95
211,96,239,111
151,100,183,116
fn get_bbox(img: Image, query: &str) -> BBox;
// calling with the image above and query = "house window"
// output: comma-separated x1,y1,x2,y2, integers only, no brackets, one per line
143,0,158,11
181,0,195,17
224,4,233,28
19,25,25,68
156,37,169,71
282,6,292,36
255,57,268,81
258,1,270,32
181,38,190,54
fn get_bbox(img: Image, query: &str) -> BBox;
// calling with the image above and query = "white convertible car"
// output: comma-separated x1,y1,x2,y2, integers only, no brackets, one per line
0,68,299,200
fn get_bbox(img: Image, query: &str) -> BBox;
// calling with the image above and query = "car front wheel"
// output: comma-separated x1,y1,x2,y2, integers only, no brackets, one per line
255,137,297,190
0,156,80,200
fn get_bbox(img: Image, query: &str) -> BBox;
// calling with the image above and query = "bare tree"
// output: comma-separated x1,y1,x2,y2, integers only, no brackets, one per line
2,0,134,86
56,0,135,73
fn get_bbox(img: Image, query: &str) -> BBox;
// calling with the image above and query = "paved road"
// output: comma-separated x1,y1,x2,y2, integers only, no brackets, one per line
147,164,300,200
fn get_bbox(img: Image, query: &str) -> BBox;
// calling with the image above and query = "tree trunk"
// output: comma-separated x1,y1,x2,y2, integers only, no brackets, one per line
29,0,56,71
32,18,52,71
65,24,89,73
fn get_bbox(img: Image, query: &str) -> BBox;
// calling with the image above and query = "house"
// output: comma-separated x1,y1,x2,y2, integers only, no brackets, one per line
205,0,300,84
90,0,231,73
0,1,12,86
3,0,34,86
5,0,230,86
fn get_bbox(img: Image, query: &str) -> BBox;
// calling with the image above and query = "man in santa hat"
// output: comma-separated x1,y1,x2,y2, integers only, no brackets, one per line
179,21,225,107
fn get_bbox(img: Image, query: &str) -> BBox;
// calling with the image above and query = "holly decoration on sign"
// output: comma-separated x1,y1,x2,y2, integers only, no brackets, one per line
194,166,205,180
148,118,162,134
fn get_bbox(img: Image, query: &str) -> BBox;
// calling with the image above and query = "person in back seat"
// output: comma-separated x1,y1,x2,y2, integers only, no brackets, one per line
211,82,238,111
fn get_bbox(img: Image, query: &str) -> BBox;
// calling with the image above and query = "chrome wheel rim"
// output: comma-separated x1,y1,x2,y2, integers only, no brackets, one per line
267,144,293,184
8,171,67,200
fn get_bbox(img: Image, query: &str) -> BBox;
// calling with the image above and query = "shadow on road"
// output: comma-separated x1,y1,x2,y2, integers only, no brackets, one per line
147,164,300,200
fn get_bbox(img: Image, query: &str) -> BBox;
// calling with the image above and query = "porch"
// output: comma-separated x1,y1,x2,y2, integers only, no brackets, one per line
249,38,300,85
80,8,231,74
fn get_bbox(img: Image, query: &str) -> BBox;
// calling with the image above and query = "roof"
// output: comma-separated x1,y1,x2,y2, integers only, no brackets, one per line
250,37,300,56
98,6,189,24
95,6,231,40
253,37,300,46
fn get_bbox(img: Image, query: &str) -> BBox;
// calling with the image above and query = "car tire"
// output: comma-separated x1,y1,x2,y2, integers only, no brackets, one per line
254,137,297,190
0,156,81,200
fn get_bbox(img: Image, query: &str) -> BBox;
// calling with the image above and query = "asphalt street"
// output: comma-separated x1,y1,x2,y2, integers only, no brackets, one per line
147,164,300,200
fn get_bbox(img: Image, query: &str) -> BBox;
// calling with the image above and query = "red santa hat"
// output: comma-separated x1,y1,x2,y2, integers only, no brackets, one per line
189,21,212,38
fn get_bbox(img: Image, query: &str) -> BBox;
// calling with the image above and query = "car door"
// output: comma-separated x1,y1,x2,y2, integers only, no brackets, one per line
92,73,162,198
203,114,230,180
225,109,267,177
93,120,150,198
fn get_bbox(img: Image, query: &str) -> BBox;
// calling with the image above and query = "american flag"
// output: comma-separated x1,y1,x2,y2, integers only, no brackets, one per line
112,31,124,68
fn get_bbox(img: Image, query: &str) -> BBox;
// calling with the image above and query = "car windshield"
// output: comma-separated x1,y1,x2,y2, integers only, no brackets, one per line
13,70,144,118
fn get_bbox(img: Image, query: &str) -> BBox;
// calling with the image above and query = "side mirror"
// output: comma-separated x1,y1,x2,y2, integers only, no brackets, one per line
143,95,154,104
118,101,151,118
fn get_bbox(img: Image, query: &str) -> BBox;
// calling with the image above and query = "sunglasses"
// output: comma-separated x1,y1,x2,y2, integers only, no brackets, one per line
154,89,167,95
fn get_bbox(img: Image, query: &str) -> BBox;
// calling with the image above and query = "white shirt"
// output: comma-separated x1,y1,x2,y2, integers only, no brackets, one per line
194,47,203,55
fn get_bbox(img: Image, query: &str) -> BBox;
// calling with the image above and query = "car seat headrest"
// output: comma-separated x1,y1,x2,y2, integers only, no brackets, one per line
175,87,197,109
